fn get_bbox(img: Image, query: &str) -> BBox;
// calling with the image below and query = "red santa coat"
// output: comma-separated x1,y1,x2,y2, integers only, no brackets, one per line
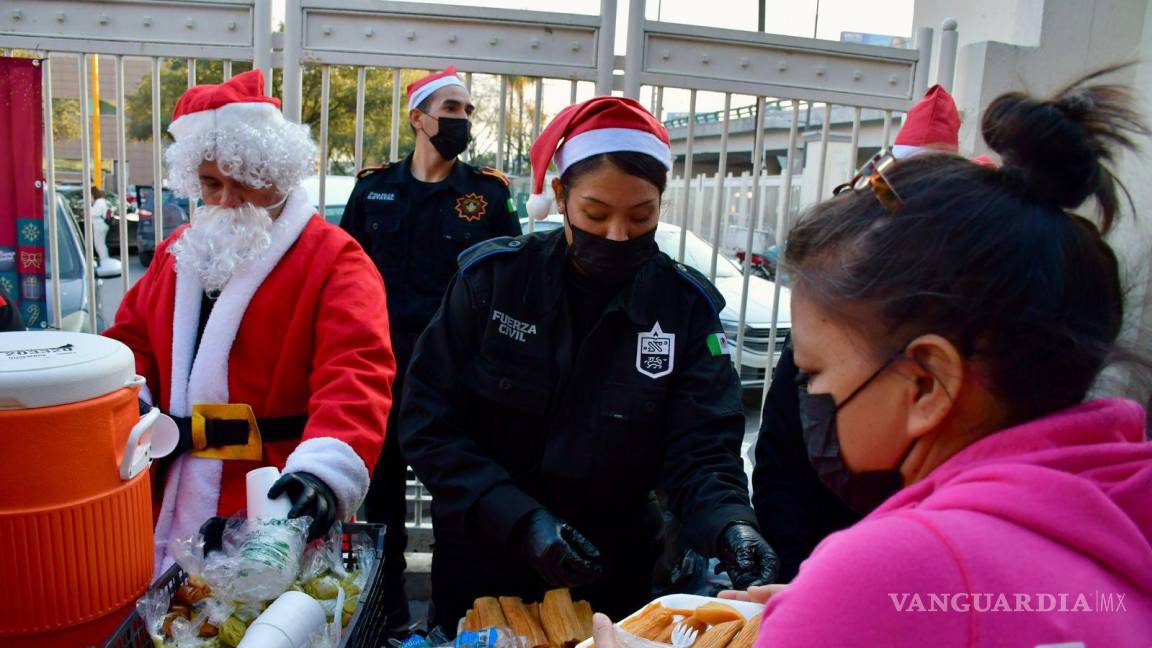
104,188,394,571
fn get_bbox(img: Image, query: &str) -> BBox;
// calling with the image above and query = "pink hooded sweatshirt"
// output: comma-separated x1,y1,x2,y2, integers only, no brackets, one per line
756,399,1152,647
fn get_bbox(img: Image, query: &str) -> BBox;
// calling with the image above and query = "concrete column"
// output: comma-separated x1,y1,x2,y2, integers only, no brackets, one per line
798,131,853,211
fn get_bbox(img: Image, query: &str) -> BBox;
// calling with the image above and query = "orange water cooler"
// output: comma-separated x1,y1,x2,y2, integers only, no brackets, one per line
0,331,177,647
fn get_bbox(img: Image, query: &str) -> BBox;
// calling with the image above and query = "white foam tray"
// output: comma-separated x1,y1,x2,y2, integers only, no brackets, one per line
574,593,765,648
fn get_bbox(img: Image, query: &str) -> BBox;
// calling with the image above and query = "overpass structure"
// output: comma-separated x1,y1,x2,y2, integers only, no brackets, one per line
665,101,899,176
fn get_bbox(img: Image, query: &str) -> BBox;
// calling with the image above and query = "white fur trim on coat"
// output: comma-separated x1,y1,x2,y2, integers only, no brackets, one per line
152,187,315,577
284,437,371,520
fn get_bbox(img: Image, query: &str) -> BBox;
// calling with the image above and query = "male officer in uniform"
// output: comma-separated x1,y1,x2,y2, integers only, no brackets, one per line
340,65,521,632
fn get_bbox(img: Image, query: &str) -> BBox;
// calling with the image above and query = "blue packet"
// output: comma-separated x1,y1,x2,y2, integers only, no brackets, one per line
455,627,501,648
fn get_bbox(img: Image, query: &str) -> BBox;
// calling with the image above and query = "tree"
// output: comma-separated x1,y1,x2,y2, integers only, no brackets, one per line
123,59,546,177
298,66,422,173
466,75,543,175
124,59,420,172
51,99,81,142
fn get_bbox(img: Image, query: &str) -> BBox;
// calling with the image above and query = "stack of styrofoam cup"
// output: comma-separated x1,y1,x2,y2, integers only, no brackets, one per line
246,466,293,519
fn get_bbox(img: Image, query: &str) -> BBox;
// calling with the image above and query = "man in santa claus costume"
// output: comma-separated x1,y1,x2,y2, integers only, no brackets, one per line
104,69,394,573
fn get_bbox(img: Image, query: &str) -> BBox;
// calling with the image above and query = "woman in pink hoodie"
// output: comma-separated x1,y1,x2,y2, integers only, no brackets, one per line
738,68,1152,646
590,68,1152,647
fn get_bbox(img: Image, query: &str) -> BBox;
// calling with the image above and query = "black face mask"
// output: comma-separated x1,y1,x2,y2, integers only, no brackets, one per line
427,115,471,160
565,212,658,288
798,350,916,516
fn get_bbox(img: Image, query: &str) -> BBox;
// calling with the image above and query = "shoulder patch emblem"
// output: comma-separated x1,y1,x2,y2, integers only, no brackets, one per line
455,193,488,222
706,332,730,357
636,322,675,379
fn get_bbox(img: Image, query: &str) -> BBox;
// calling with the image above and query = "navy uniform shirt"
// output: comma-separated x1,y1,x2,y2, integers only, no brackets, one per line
340,155,522,335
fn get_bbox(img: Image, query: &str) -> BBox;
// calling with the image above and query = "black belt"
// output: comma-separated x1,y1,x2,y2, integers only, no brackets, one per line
169,414,308,456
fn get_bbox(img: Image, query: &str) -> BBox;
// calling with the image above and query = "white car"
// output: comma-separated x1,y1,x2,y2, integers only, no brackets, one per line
519,215,790,388
302,175,358,225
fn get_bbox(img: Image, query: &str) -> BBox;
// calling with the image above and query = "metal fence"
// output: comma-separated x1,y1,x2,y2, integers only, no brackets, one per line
3,0,959,528
620,1,957,403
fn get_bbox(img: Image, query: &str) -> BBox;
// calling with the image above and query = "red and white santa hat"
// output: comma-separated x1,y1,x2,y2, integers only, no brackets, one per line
892,84,961,159
526,96,672,220
167,69,283,141
408,66,466,110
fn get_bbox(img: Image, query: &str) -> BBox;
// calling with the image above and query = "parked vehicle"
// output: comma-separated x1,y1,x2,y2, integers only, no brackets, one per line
302,175,357,225
30,192,107,332
520,215,791,388
59,185,139,255
734,249,773,281
134,185,190,267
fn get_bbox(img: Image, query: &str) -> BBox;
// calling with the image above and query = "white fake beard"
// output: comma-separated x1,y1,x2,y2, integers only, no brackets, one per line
170,203,274,296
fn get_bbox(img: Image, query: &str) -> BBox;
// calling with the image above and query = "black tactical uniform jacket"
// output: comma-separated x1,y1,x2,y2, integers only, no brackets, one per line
340,155,522,336
399,228,757,624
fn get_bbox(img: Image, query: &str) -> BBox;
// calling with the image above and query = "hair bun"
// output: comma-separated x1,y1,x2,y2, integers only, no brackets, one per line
980,64,1148,232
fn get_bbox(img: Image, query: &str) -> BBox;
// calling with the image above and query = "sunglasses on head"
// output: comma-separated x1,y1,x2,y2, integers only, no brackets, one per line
833,150,905,213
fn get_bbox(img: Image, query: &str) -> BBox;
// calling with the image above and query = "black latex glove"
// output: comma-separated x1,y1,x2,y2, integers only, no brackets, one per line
199,516,227,556
516,509,606,588
716,522,779,589
268,471,338,541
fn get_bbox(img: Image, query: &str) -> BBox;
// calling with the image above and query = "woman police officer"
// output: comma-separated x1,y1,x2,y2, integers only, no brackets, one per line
399,97,778,630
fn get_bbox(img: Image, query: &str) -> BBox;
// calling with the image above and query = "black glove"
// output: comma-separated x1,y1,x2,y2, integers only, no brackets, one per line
716,522,779,589
516,509,606,588
199,516,227,556
268,471,339,541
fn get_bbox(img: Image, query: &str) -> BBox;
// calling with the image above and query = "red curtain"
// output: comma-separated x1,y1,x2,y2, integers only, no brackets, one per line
0,57,46,328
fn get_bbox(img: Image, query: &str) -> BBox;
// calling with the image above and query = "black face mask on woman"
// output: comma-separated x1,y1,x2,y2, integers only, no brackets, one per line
564,211,658,287
427,116,471,160
798,349,917,516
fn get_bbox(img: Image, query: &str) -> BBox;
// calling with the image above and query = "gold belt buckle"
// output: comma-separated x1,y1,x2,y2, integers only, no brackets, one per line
189,403,264,461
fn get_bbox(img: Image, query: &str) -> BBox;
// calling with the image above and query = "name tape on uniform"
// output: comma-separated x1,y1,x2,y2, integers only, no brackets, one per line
492,309,537,342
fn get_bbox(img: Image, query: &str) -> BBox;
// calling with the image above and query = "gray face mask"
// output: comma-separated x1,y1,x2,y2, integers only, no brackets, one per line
797,349,917,516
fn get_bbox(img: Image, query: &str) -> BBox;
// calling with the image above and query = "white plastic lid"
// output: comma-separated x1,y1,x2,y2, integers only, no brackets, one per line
0,331,137,409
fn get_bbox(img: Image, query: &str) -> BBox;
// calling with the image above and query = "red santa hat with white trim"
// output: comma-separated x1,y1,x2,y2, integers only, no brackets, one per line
526,96,672,220
892,84,961,159
167,69,283,141
408,66,466,110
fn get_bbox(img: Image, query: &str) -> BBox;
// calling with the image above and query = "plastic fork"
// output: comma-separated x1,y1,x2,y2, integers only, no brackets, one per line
671,622,699,648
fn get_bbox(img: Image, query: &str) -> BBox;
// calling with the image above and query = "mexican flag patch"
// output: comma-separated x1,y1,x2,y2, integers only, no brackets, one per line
707,332,730,356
